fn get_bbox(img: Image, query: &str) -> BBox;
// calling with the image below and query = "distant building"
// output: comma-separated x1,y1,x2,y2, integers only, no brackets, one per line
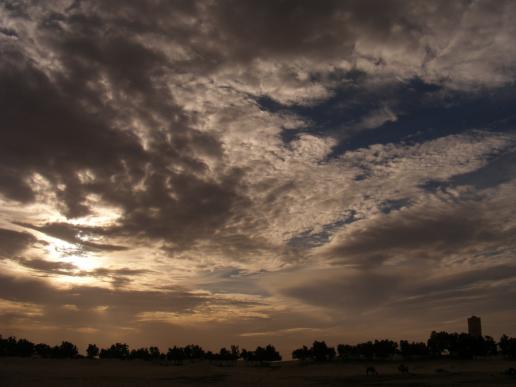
468,315,482,337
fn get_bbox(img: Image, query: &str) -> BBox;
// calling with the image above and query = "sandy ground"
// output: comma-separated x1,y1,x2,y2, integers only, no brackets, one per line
1,358,516,386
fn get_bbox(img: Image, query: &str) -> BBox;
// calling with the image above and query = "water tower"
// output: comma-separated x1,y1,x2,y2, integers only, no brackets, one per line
467,315,482,337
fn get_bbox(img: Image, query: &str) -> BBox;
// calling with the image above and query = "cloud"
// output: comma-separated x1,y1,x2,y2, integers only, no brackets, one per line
0,14,246,249
323,201,511,266
314,173,516,270
276,263,516,334
352,106,398,132
282,270,403,311
0,272,203,314
1,0,516,350
15,222,127,252
14,257,77,275
9,256,152,287
0,227,36,258
0,271,281,347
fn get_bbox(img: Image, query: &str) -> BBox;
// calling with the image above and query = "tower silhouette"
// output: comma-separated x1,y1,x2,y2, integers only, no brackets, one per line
467,315,482,337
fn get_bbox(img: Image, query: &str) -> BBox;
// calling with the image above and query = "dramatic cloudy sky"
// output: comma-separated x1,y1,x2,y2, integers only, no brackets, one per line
1,0,516,355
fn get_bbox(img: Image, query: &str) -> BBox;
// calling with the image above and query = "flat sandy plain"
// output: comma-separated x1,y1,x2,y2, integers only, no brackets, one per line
1,358,516,386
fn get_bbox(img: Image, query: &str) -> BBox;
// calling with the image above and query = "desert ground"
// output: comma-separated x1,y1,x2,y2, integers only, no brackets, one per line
1,358,516,387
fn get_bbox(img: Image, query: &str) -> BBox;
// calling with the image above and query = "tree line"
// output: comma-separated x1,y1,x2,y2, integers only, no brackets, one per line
292,332,516,361
0,336,79,358
0,334,281,363
2,331,516,361
93,342,280,363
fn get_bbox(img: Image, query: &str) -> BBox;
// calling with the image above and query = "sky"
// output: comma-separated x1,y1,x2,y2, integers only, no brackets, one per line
1,0,516,357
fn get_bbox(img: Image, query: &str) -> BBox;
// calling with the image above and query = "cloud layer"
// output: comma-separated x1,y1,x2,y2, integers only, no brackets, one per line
1,0,515,354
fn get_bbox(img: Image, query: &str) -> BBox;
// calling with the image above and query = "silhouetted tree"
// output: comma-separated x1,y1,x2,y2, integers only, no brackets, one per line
130,347,150,360
355,341,374,359
336,340,399,360
484,336,497,356
100,343,129,359
126,346,162,361
241,345,281,362
500,335,510,356
149,346,161,360
86,344,99,359
231,345,240,360
427,331,498,359
0,336,15,356
427,331,453,357
210,345,239,362
0,331,506,363
52,341,79,358
292,345,311,360
373,339,397,358
15,338,35,357
167,346,185,364
500,335,516,359
264,345,282,361
35,343,52,358
311,341,335,361
0,336,35,357
337,344,353,359
0,336,81,358
181,344,204,361
455,333,477,358
399,340,428,359
218,347,231,361
292,341,335,361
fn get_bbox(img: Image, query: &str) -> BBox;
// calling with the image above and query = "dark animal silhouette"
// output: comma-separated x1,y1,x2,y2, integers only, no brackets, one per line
503,367,516,376
398,364,409,374
366,366,378,375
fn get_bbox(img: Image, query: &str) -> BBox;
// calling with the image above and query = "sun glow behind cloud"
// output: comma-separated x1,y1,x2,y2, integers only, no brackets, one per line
45,239,98,272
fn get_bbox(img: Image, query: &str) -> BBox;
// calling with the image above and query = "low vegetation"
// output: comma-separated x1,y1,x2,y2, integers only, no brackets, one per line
0,335,281,363
1,331,516,362
292,332,516,361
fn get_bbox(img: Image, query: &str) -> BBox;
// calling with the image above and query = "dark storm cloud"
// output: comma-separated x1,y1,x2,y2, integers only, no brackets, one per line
210,0,356,61
109,169,248,246
0,227,36,258
325,200,514,267
0,2,246,246
0,47,148,215
0,0,484,95
77,0,395,66
205,0,468,64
